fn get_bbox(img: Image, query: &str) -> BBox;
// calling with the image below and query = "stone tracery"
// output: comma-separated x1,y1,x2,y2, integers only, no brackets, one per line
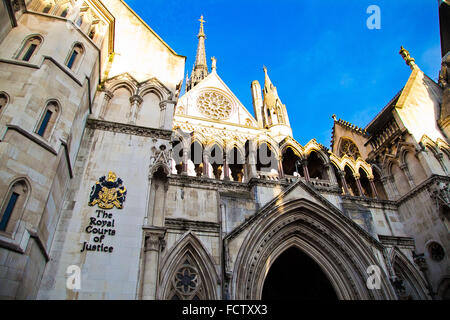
197,91,233,120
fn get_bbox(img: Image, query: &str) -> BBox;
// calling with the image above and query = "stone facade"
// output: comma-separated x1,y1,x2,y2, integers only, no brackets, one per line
0,0,448,300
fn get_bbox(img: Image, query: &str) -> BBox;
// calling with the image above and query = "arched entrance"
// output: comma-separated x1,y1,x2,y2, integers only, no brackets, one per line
262,247,338,300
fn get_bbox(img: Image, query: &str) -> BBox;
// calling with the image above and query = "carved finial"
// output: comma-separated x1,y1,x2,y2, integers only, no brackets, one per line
198,15,205,37
399,46,416,70
211,56,217,71
332,114,337,121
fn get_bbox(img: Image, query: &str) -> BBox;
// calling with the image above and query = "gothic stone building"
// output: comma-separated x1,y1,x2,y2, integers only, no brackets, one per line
0,0,449,300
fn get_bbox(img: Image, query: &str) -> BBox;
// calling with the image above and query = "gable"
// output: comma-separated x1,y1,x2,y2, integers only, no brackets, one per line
175,71,258,128
225,179,381,248
394,69,445,142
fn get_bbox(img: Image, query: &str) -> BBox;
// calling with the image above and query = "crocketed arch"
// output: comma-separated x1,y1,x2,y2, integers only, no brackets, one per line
140,86,165,102
254,136,281,159
390,247,429,300
158,232,219,300
304,139,329,164
355,160,373,179
108,82,136,97
230,198,396,300
280,138,304,159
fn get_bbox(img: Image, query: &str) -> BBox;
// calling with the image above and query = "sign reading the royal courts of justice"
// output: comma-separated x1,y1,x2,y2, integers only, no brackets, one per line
81,171,127,253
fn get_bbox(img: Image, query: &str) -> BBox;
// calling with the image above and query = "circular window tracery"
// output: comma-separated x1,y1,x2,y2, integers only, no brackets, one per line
172,264,200,297
429,242,445,262
339,138,361,160
197,91,232,120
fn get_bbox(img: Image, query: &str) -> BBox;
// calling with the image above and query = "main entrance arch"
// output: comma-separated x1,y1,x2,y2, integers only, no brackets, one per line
262,246,338,300
229,196,397,300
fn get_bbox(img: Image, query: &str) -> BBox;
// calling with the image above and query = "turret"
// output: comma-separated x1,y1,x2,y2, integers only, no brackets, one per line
261,66,292,140
251,80,264,128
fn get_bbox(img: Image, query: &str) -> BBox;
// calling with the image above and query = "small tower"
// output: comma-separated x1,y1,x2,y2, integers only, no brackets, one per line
251,80,264,128
262,67,291,134
252,66,292,140
186,15,209,91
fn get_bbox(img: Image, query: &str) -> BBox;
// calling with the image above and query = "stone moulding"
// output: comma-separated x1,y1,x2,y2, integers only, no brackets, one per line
165,218,220,233
3,124,58,155
378,235,416,249
86,118,173,139
229,198,396,300
398,174,450,204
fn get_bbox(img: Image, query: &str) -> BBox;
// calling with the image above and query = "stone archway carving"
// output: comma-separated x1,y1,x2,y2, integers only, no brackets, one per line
390,247,430,300
230,198,396,300
158,232,219,300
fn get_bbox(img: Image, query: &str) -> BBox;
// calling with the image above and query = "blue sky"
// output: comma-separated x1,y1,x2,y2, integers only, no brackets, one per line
125,0,442,147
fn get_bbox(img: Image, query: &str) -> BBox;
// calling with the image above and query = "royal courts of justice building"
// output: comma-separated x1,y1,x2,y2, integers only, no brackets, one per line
0,0,449,300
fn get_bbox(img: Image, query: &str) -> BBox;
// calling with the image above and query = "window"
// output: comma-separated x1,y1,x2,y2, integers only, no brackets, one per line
88,27,96,40
60,5,69,17
42,3,52,13
0,180,28,234
17,36,42,62
36,101,59,139
429,242,445,262
76,15,84,27
66,43,84,70
37,109,52,136
339,138,361,160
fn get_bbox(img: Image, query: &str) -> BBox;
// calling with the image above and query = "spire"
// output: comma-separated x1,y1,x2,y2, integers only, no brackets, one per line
187,15,209,91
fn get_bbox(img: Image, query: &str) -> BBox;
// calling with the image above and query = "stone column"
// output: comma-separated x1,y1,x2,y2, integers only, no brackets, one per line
369,178,379,199
98,90,113,119
246,143,257,180
223,153,230,181
355,175,364,197
182,148,188,175
400,164,415,189
129,95,143,125
339,170,350,194
278,157,284,179
325,163,337,184
160,100,176,130
141,228,166,300
203,154,210,178
302,159,311,182
159,101,167,129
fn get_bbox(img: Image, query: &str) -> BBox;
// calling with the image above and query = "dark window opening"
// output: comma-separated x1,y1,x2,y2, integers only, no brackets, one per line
37,109,53,136
0,192,19,231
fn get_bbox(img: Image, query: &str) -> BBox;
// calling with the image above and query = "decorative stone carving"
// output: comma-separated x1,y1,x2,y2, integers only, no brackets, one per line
173,264,200,297
144,232,165,252
339,138,361,160
197,91,232,120
149,144,172,177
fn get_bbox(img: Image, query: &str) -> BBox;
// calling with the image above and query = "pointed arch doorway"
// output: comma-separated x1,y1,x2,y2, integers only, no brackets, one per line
262,247,338,300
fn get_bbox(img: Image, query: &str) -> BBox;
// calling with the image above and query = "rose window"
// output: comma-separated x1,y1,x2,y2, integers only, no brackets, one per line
197,91,232,120
173,265,200,296
339,139,361,160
